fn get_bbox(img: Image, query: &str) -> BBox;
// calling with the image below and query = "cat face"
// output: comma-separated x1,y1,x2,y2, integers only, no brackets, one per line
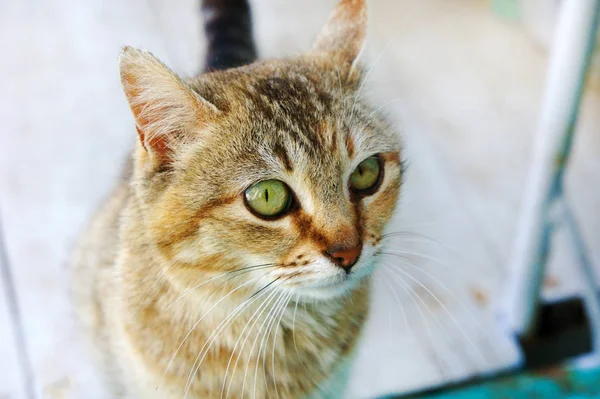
120,0,401,300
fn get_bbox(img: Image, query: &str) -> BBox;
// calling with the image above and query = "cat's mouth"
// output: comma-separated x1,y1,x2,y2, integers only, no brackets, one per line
288,262,375,300
293,277,359,300
271,248,378,300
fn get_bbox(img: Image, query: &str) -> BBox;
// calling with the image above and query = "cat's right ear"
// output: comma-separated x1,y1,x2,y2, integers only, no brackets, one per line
119,47,219,167
313,0,367,79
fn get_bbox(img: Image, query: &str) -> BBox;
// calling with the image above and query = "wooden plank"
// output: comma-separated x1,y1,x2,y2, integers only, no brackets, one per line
0,235,29,399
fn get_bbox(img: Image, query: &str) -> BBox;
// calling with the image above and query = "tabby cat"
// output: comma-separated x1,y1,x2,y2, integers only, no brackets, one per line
72,0,402,397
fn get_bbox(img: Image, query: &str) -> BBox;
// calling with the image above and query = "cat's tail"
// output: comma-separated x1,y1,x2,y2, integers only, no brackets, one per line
201,0,258,71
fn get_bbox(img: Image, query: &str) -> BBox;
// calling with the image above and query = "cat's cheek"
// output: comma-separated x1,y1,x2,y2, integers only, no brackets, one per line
171,243,205,264
360,174,401,242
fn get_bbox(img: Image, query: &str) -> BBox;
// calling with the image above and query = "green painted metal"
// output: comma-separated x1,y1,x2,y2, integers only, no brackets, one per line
389,366,600,399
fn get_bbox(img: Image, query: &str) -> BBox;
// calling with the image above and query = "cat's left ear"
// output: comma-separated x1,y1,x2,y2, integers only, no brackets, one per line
119,47,219,168
313,0,367,79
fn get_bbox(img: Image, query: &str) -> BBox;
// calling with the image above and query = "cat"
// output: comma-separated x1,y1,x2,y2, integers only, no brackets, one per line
71,0,402,397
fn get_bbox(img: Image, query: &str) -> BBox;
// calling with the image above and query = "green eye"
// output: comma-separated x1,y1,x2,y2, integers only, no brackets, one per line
350,157,381,192
244,180,292,218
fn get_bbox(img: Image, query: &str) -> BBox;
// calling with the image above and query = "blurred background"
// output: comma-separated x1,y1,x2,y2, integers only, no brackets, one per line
1,0,599,398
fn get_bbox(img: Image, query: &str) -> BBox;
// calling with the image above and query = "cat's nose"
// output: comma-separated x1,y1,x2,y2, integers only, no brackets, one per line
325,243,362,271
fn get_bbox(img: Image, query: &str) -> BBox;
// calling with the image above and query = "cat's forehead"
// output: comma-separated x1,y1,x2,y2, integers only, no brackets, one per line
183,58,399,195
196,59,339,113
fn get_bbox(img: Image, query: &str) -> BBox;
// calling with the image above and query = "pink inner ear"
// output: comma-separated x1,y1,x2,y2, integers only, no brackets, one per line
136,126,148,151
136,126,172,163
121,69,174,162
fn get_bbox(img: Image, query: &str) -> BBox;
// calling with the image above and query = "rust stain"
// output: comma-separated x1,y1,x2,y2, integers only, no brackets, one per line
533,365,572,391
536,365,569,380
543,275,560,288
469,286,488,307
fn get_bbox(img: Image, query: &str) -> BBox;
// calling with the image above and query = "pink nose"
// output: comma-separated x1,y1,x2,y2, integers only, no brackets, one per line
326,244,362,271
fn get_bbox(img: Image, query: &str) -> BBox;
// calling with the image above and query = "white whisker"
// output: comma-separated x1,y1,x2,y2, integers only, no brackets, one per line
292,296,308,372
139,257,177,306
253,290,287,399
166,264,275,311
367,97,403,120
383,265,448,376
385,254,491,338
379,273,409,336
350,35,398,119
271,291,293,399
240,287,283,398
260,291,289,398
157,275,263,393
222,284,281,399
382,230,458,253
382,250,454,269
386,262,488,365
182,279,280,398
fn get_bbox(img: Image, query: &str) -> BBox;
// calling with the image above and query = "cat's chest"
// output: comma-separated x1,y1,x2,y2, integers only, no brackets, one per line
122,296,361,399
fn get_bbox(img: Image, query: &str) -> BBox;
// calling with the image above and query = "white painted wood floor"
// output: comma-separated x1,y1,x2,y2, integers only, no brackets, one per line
1,0,599,398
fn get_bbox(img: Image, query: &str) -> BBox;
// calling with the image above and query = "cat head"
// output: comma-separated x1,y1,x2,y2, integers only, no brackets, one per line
119,0,402,300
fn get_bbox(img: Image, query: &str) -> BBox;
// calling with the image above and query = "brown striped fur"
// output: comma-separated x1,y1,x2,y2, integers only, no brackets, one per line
72,1,402,397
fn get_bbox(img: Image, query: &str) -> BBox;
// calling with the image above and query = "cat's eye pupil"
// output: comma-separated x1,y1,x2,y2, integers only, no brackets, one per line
349,156,381,195
245,180,291,218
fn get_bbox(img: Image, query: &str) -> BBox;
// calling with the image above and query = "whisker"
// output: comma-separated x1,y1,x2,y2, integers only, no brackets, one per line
205,264,278,300
379,273,409,336
239,288,282,398
260,290,289,398
384,260,488,365
367,97,403,120
166,264,276,310
384,254,491,337
139,257,178,305
249,276,281,300
221,284,281,399
292,296,310,377
350,34,398,119
157,274,265,393
376,276,395,346
381,231,458,253
253,290,287,399
182,278,282,398
382,264,448,376
383,220,441,230
385,264,452,337
271,291,293,399
293,295,329,394
381,250,454,269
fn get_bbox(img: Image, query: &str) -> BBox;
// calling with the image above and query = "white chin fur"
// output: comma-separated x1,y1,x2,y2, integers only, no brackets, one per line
294,279,359,300
290,246,378,301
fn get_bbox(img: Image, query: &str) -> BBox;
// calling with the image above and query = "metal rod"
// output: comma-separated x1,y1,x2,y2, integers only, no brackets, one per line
500,0,600,336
